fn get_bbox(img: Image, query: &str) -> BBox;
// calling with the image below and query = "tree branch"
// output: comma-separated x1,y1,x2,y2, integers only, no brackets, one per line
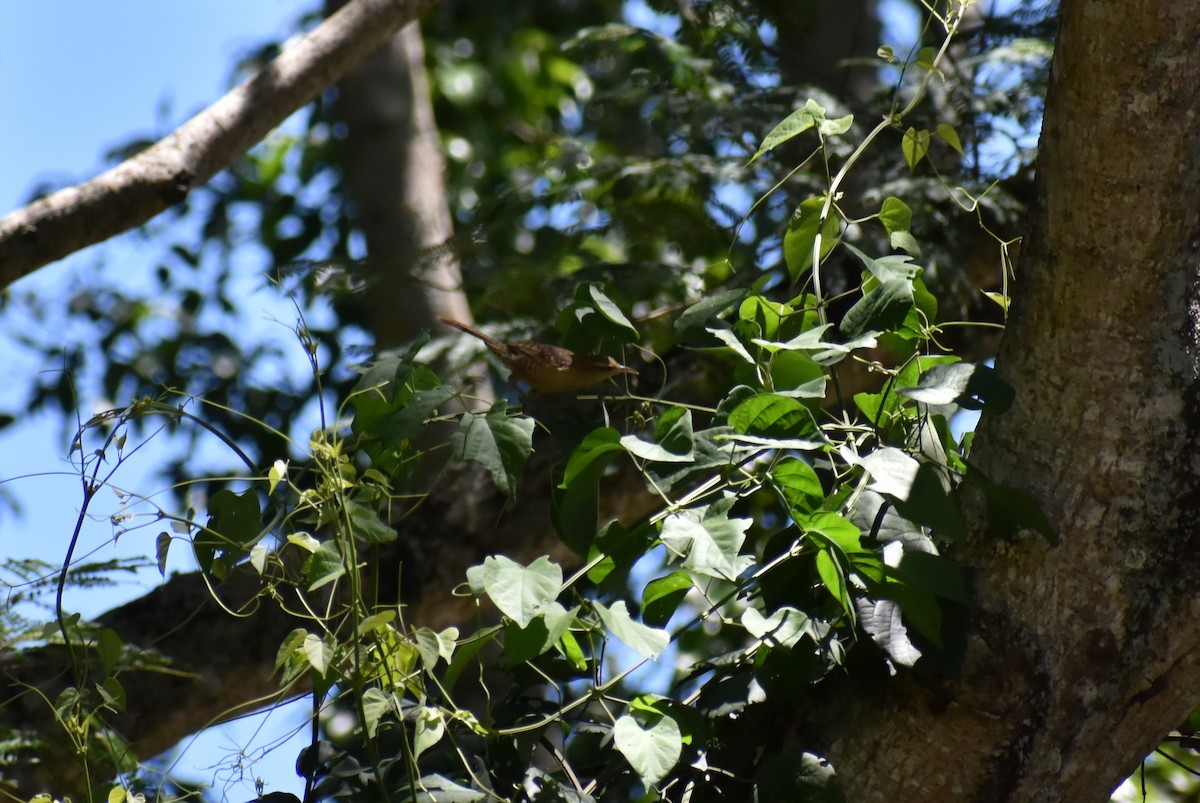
0,0,441,290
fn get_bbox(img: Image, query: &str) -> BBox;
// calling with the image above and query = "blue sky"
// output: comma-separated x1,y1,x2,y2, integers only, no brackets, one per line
1,3,313,798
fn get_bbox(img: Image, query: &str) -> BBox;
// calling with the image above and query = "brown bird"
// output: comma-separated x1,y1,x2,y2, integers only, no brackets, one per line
438,316,638,394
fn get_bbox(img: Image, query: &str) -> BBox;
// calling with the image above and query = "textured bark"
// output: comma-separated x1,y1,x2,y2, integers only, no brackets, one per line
0,0,443,289
801,3,1200,801
331,17,475,349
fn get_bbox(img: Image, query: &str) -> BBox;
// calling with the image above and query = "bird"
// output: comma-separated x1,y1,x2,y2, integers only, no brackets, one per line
437,315,638,394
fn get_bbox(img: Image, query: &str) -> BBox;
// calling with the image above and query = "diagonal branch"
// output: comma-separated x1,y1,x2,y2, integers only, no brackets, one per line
0,0,442,290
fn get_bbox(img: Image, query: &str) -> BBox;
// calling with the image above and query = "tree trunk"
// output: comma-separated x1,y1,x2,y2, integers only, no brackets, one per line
802,3,1200,800
331,15,474,348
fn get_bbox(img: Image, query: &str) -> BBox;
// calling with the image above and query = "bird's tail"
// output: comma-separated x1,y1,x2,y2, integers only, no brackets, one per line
437,315,503,350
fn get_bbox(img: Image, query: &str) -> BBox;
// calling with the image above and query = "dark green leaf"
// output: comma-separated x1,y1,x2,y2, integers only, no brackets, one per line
561,427,624,488
840,278,914,339
452,403,536,497
642,571,693,627
206,489,261,545
586,283,639,337
346,499,397,544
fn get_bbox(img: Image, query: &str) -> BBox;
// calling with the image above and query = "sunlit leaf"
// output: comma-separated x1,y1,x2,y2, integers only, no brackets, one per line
594,600,669,659
937,122,964,155
466,555,562,628
747,99,823,164
902,127,932,171
613,714,683,787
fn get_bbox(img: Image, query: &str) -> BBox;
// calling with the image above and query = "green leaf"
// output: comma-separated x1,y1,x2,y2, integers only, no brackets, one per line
747,100,823,164
819,112,854,138
621,407,695,462
898,362,1015,413
268,459,287,495
859,448,966,539
878,196,912,237
304,539,346,591
249,543,268,574
771,458,824,513
594,600,670,659
937,123,964,155
755,750,847,803
288,531,320,552
983,290,1010,311
156,531,171,577
742,606,810,648
588,519,657,584
466,555,562,628
840,278,914,339
899,464,967,540
504,604,577,664
783,197,840,282
799,511,864,554
561,427,624,488
902,127,931,171
587,283,639,337
302,633,333,677
739,295,788,340
452,403,536,496
556,428,627,554
206,488,262,545
274,628,307,675
890,230,922,255
728,394,818,440
706,323,756,364
642,571,694,627
413,707,446,760
346,499,397,544
859,447,921,500
379,386,457,446
858,598,923,665
613,713,683,787
815,547,853,617
414,625,457,670
661,505,753,580
769,351,827,397
844,242,921,283
655,406,695,457
674,285,752,336
361,687,391,739
96,628,122,676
